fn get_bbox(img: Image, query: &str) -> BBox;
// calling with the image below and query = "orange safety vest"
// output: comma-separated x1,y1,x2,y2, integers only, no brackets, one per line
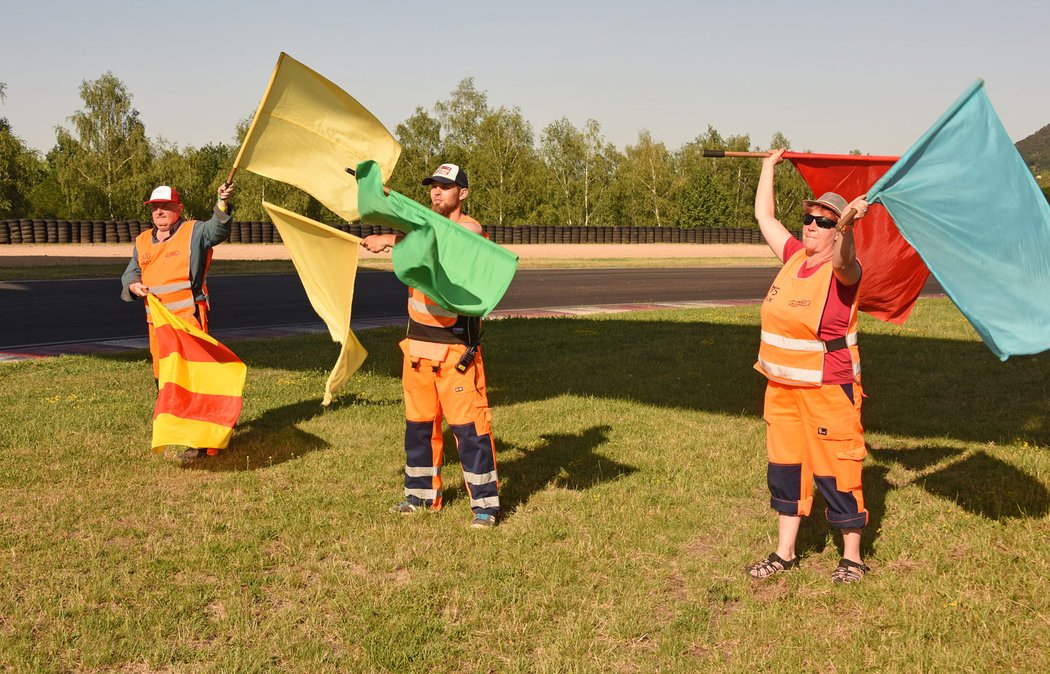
408,287,460,329
136,220,209,324
755,248,861,387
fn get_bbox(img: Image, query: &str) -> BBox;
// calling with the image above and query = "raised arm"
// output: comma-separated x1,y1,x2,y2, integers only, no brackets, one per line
831,196,868,286
754,148,793,262
198,181,236,247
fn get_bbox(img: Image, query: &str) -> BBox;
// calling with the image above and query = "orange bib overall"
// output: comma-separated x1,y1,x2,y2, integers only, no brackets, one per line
399,287,498,516
755,250,867,529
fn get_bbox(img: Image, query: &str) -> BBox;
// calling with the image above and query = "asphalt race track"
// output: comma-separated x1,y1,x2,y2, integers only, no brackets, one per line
0,268,942,350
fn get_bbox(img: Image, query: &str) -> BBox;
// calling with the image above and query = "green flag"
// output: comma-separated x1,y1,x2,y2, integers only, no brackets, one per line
355,160,519,317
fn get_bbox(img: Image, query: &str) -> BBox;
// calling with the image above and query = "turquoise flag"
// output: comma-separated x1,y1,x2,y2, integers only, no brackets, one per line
355,160,519,317
867,80,1050,360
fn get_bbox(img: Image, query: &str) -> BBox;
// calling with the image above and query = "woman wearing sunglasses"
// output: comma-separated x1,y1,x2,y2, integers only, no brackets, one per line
747,147,873,584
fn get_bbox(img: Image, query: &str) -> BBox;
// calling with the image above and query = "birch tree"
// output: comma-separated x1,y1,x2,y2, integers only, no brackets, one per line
433,77,488,161
471,105,540,225
390,107,442,203
612,130,678,226
52,73,152,219
541,117,584,225
541,118,617,226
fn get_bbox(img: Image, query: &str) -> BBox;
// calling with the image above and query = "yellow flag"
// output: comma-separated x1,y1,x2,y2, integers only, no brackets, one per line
235,52,401,222
262,202,368,405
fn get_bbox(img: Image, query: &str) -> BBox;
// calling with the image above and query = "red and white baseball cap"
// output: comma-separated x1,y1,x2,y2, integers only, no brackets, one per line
422,163,468,188
144,186,181,205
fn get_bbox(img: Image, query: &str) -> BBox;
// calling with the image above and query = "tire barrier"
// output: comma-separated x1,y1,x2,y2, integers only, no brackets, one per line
0,219,772,246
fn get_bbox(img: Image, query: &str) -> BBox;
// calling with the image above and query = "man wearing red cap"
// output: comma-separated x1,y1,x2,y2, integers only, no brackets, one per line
361,163,501,528
121,181,235,461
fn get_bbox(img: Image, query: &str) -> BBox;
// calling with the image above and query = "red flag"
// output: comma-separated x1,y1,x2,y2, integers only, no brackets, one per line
785,152,930,324
147,295,246,451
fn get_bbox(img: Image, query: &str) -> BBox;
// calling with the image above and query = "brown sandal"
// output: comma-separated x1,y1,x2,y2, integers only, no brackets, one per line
831,558,870,584
747,552,798,579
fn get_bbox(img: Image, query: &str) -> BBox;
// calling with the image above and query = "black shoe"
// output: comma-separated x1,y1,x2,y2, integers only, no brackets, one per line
831,558,870,584
178,448,208,463
747,552,798,579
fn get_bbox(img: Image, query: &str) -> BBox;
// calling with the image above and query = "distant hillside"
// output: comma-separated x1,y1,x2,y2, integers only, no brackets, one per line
1016,123,1050,172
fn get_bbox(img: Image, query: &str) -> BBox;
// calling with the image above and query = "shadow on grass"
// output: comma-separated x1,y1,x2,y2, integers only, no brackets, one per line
99,311,1049,518
428,425,635,517
481,317,1050,448
861,465,891,557
876,446,1049,520
110,315,1049,449
497,425,637,513
181,395,365,473
921,451,1049,519
780,441,1047,562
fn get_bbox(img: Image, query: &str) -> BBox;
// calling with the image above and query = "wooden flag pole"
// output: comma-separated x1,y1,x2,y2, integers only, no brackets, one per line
223,53,286,192
837,208,858,231
701,150,771,158
702,150,862,228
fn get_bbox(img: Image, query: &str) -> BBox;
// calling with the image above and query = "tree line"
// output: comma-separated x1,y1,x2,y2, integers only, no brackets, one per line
2,73,855,228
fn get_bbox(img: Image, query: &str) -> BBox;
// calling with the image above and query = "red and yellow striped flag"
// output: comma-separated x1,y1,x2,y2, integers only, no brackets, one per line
148,295,247,452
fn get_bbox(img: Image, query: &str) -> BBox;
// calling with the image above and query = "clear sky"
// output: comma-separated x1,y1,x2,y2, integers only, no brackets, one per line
2,0,1047,157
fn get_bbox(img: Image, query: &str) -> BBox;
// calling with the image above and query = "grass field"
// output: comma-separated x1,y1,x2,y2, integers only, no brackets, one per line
1,298,1047,672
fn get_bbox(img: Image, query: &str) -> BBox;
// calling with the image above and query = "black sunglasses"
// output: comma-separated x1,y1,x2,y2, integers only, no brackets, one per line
802,213,838,229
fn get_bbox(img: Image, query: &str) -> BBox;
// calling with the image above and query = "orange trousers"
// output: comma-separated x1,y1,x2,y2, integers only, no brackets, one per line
400,338,499,516
764,380,867,529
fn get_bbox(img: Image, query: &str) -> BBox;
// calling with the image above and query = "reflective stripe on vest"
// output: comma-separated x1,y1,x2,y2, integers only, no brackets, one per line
137,220,206,323
149,281,192,295
144,297,197,317
408,290,459,326
756,248,860,387
405,286,481,345
760,330,858,352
